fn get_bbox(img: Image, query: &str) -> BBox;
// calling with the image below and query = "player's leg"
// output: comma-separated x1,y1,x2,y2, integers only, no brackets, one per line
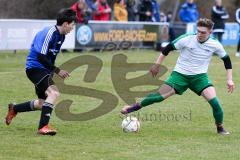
189,73,229,135
5,99,44,125
5,86,45,126
38,85,60,135
8,98,44,114
141,84,175,106
201,86,229,135
120,71,190,114
5,69,50,125
121,84,175,114
24,68,58,135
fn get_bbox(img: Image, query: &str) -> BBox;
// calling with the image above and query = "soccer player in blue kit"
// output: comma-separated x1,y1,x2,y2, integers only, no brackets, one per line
5,8,76,135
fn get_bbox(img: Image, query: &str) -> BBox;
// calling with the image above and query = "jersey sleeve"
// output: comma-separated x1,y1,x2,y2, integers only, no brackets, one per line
33,27,55,55
171,34,191,50
215,42,228,58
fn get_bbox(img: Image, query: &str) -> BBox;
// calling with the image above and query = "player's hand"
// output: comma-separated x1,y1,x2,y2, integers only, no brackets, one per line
149,64,160,77
227,79,234,93
58,69,70,79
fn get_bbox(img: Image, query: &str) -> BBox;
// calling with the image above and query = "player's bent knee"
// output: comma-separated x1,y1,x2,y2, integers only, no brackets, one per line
54,91,60,98
48,91,60,99
46,85,60,99
201,86,216,101
159,84,175,99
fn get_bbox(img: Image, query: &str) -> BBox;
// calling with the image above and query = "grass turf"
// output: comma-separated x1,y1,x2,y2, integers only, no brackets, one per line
0,47,239,160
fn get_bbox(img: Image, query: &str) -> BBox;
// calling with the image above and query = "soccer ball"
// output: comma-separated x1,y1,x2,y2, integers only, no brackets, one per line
121,116,140,133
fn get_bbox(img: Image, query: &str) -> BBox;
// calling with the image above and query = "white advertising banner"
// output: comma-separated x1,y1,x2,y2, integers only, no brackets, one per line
0,19,75,50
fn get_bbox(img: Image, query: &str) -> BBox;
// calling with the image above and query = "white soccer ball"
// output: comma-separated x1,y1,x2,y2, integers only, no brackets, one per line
121,116,140,133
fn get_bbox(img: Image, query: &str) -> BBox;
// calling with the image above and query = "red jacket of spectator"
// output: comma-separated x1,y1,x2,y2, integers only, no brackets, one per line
71,2,85,23
93,0,111,21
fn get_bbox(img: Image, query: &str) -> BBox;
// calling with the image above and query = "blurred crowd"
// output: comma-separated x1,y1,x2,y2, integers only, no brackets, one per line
70,0,173,23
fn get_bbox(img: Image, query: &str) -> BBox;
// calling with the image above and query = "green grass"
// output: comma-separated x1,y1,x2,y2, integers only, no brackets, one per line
0,47,240,160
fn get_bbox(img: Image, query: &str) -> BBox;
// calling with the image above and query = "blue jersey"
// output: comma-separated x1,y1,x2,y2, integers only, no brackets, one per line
26,26,65,71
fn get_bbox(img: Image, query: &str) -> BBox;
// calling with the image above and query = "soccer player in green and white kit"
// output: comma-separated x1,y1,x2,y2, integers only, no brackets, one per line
121,18,235,135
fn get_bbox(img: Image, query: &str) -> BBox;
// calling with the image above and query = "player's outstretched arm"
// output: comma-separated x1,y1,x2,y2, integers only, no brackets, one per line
150,53,166,77
149,43,175,77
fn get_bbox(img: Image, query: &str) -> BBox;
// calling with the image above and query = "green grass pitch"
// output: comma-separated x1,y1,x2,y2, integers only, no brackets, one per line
0,47,239,160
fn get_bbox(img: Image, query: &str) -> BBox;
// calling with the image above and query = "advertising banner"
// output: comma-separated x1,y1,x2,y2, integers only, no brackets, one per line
1,20,238,51
222,23,239,45
0,19,75,50
75,21,169,50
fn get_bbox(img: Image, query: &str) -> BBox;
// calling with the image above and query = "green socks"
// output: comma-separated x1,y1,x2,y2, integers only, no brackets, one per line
140,94,224,125
208,97,223,124
140,92,164,107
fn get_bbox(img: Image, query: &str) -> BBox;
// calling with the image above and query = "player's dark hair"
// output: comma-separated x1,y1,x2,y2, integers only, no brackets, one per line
197,18,214,30
56,8,77,26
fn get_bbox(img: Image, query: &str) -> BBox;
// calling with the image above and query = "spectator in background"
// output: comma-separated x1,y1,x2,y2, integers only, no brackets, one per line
179,0,199,23
211,0,229,43
166,11,173,22
235,8,240,57
70,0,92,52
166,11,176,41
126,0,138,21
85,0,97,17
70,0,92,24
151,0,160,22
114,0,128,21
138,0,153,22
159,12,167,22
93,0,111,21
